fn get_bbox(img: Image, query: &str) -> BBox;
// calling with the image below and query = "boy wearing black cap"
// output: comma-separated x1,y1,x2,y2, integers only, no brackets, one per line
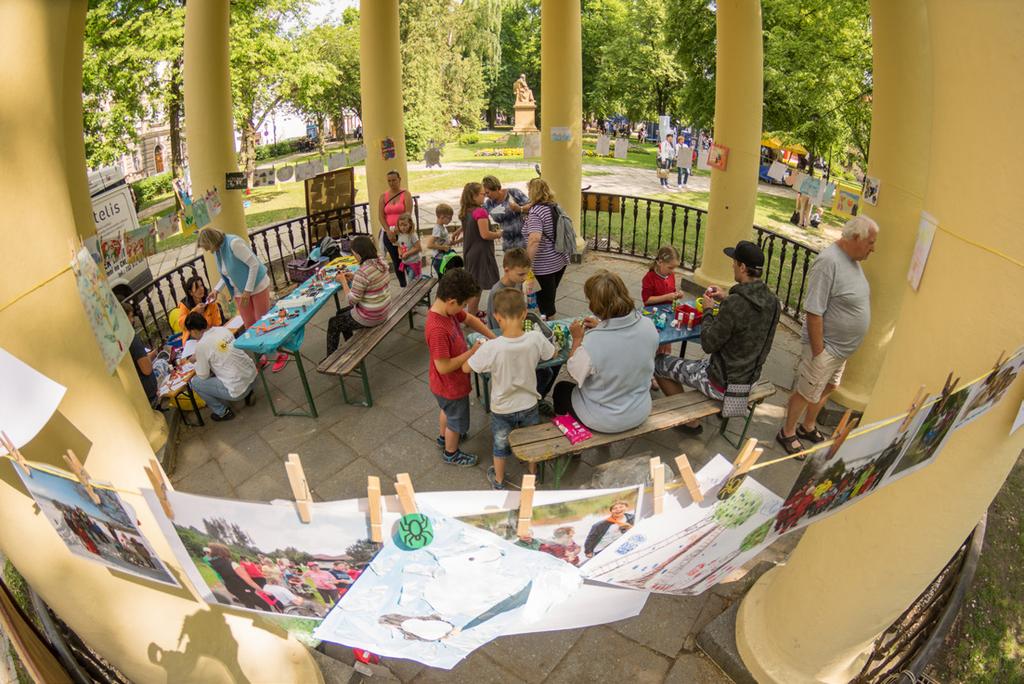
654,240,781,432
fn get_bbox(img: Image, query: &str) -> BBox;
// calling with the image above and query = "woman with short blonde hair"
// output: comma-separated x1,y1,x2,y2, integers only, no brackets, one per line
553,270,659,433
523,177,568,317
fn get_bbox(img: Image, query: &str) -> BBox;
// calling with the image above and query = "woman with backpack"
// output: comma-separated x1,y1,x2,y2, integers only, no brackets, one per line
524,178,570,318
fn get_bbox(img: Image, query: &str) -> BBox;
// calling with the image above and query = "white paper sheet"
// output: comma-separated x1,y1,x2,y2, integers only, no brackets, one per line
696,147,710,170
596,135,611,156
613,137,629,160
767,160,787,181
327,152,348,171
1011,399,1024,436
0,347,66,453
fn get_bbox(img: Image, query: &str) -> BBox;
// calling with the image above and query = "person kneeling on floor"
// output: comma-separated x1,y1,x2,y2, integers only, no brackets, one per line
185,312,257,422
653,240,780,434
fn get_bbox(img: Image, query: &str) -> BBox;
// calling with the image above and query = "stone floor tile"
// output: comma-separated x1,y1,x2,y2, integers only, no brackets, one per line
483,629,584,683
407,455,492,493
410,650,525,684
277,364,343,406
313,457,391,502
609,593,704,659
258,413,323,455
234,469,295,503
171,458,235,498
288,431,357,484
373,379,439,418
330,404,408,455
665,652,732,684
381,657,424,683
172,432,212,476
364,428,446,481
545,626,671,684
385,344,432,377
206,432,279,485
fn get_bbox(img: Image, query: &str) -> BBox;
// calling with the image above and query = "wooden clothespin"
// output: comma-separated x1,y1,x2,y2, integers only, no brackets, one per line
0,431,29,477
62,449,101,505
144,458,174,519
737,448,764,476
992,350,1007,372
367,476,383,543
897,385,927,433
674,454,704,503
728,438,759,478
649,457,665,515
284,453,312,524
516,474,537,537
717,442,762,502
824,409,858,458
395,472,418,515
936,372,961,412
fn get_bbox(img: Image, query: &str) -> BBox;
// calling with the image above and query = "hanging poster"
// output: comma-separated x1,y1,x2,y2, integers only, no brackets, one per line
0,348,66,454
294,160,322,183
155,213,177,241
142,489,381,628
72,247,132,373
799,176,824,204
124,226,156,265
676,145,692,170
596,134,611,156
313,505,581,669
550,126,572,142
583,456,782,596
380,137,396,161
863,176,881,205
613,137,629,160
787,171,807,191
821,182,837,207
767,160,787,182
457,485,644,566
707,143,729,171
954,349,1024,429
276,165,295,183
252,167,276,187
887,386,972,481
907,211,938,291
191,197,211,229
834,188,860,217
327,152,347,172
203,187,222,217
16,465,178,587
347,145,367,164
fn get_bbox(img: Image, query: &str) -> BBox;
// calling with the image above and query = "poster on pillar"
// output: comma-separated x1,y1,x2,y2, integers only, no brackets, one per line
707,143,729,171
550,126,572,143
380,138,396,161
907,211,938,291
862,176,881,206
954,348,1024,429
72,247,133,373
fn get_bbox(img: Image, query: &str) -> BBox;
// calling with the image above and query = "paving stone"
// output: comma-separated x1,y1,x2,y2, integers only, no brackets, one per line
545,626,671,684
373,379,439,418
207,431,279,485
483,629,583,683
172,458,234,498
381,657,424,683
386,344,433,378
173,432,212,477
258,413,322,455
665,652,732,684
287,431,357,485
313,457,391,502
278,364,343,406
609,593,704,659
411,650,524,684
364,427,445,481
690,592,729,638
234,469,294,503
330,404,409,456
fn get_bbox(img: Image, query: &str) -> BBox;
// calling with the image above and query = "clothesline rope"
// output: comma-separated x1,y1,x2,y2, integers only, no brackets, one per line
0,266,73,316
937,225,1024,271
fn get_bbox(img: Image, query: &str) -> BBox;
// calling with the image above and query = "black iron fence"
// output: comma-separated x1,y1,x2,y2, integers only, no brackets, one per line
124,196,421,348
579,191,819,320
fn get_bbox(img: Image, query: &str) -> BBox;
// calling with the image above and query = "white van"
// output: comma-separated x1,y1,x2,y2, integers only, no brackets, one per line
87,165,154,299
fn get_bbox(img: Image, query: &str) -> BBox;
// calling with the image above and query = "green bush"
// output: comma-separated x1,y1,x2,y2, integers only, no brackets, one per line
459,132,481,145
131,172,173,208
255,138,305,161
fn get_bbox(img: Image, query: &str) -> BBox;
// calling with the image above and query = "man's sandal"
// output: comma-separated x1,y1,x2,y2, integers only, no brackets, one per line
796,424,828,443
776,429,805,458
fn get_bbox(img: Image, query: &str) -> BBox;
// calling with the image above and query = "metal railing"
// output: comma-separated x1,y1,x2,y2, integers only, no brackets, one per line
124,197,421,348
579,190,819,320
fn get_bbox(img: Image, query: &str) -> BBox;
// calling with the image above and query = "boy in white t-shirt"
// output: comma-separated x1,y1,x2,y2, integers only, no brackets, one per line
185,312,257,421
465,288,556,489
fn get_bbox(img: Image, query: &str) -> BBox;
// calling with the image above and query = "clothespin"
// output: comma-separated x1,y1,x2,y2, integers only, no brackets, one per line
395,472,418,515
717,441,762,502
144,458,174,519
516,474,536,537
727,438,759,479
992,350,1007,372
62,449,101,505
0,431,29,477
367,476,383,543
674,454,704,503
937,372,961,411
825,409,858,458
649,457,665,515
284,453,312,523
897,385,927,433
737,448,764,476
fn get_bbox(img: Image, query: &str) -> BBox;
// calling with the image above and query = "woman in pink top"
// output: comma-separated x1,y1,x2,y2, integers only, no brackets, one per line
377,170,413,288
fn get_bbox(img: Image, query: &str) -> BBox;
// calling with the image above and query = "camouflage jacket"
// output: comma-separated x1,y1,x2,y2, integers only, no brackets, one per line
700,280,781,389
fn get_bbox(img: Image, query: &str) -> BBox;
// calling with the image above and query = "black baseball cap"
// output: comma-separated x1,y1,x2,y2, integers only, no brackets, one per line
723,240,765,269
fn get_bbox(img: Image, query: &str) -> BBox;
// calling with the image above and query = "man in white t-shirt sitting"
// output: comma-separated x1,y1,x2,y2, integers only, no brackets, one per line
185,312,257,422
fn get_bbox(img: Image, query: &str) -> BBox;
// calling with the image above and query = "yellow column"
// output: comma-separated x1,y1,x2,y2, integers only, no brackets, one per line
359,0,408,237
736,2,1024,681
831,0,933,411
540,0,583,240
0,2,320,681
693,0,763,288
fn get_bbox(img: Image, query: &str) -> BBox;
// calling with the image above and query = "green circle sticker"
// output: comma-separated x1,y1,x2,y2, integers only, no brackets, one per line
394,513,434,550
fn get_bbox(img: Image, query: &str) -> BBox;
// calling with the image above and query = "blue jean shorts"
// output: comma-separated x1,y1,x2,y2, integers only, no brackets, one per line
434,393,471,435
491,405,540,458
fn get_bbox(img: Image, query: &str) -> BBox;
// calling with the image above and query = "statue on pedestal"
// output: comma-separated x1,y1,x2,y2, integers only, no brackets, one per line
514,74,535,104
512,73,539,133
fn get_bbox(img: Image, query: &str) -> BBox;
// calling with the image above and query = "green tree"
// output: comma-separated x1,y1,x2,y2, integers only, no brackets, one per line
489,0,541,125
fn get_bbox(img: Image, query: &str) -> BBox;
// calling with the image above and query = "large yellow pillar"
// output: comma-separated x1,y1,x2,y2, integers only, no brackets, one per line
540,0,583,239
0,2,320,681
693,0,763,288
831,0,933,411
736,2,1024,681
359,0,408,237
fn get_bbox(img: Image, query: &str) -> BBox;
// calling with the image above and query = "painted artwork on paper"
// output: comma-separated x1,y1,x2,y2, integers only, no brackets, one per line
313,505,581,669
276,165,295,182
707,143,729,171
73,247,133,373
863,176,880,205
834,188,860,217
767,160,787,182
380,137,396,161
954,349,1024,429
327,152,347,171
15,464,178,587
458,486,643,566
907,212,937,291
192,198,211,229
888,386,971,480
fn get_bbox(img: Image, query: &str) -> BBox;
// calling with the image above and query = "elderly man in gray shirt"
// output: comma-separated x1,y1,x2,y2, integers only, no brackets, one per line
777,215,879,454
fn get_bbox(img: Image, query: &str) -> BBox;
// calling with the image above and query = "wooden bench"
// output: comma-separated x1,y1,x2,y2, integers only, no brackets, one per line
509,381,777,487
317,276,437,407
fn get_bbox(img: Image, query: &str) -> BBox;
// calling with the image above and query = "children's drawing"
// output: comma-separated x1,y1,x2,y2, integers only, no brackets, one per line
834,188,860,217
253,167,276,187
707,143,729,171
72,247,133,373
457,486,643,566
863,176,880,205
907,211,937,291
767,160,787,181
327,152,347,171
380,138,396,161
192,198,211,229
313,505,581,669
954,349,1024,429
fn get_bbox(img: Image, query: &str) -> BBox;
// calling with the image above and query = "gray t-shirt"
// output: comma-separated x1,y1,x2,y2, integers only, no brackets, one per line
800,243,871,359
485,279,521,330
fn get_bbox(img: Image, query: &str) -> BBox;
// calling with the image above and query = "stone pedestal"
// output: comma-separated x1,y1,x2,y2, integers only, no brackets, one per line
513,102,539,133
522,132,541,158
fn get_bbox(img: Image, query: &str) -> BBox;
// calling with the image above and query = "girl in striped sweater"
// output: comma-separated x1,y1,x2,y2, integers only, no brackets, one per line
326,236,392,356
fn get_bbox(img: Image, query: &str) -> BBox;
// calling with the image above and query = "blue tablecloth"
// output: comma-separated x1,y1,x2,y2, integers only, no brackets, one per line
234,274,342,355
641,302,703,345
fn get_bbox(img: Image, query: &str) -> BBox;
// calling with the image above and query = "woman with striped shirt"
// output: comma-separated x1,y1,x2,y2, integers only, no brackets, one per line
524,178,570,318
325,236,392,355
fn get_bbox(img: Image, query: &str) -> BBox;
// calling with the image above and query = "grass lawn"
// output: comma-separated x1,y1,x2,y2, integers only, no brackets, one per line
137,190,174,211
935,456,1024,683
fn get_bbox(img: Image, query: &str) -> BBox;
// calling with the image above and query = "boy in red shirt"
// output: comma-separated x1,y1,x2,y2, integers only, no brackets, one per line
426,268,497,466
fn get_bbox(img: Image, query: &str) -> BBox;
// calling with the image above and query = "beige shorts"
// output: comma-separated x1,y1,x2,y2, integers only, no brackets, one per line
795,347,846,403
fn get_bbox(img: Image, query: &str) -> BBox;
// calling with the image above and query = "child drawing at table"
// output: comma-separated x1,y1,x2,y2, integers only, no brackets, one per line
395,213,423,279
642,245,687,354
325,236,391,356
465,288,556,489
